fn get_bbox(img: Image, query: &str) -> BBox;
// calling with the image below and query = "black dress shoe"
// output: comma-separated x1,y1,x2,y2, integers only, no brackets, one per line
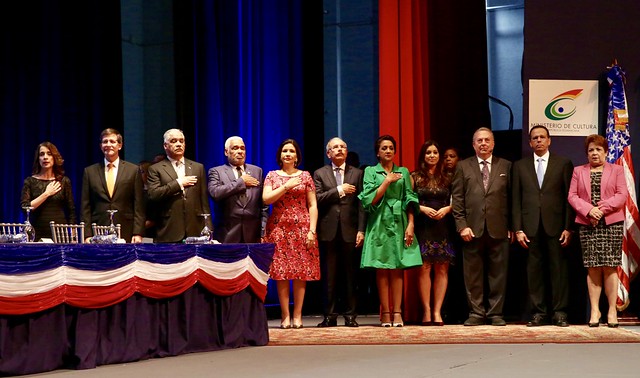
344,316,359,327
491,317,506,326
555,317,569,327
527,315,547,327
317,316,337,327
464,317,484,326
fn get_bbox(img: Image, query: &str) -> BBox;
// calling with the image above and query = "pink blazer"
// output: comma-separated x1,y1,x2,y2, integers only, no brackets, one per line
568,163,627,226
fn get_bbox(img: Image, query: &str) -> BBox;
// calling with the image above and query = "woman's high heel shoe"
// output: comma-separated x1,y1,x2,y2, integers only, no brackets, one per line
380,311,392,327
392,312,404,327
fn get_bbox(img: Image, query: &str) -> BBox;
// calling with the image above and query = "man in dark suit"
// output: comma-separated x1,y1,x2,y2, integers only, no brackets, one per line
452,127,512,326
313,137,365,327
512,125,574,327
207,136,267,243
147,129,211,243
81,128,145,243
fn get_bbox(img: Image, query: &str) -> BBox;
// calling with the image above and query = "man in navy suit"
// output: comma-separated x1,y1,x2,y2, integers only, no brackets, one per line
313,137,365,327
452,127,512,326
512,125,574,327
208,136,267,243
81,128,145,243
147,129,211,243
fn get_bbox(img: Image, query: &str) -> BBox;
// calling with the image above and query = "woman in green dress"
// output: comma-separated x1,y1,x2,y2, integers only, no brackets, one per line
358,135,422,327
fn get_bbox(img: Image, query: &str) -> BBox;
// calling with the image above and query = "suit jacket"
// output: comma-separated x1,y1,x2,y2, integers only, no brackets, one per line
512,153,574,237
147,158,212,242
568,162,627,226
452,155,512,239
313,164,366,242
81,160,145,241
207,163,268,243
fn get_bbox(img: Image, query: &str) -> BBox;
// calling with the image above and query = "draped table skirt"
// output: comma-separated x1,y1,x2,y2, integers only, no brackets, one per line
0,243,274,375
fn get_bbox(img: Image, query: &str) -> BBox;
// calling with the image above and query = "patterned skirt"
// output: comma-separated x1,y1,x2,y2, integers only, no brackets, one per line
578,222,623,268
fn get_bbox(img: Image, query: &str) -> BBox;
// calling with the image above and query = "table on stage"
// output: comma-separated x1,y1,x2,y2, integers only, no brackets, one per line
0,243,274,376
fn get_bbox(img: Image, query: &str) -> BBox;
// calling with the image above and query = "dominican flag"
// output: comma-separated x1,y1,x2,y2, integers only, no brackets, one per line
605,63,640,310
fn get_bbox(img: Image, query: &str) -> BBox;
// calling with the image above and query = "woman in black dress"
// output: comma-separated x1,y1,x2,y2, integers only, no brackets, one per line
411,141,455,326
20,142,76,240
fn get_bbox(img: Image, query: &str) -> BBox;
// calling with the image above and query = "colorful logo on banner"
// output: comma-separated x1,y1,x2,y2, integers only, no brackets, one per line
543,89,583,120
529,80,598,136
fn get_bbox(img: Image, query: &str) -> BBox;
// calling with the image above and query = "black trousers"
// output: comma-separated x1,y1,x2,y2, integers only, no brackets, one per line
527,222,570,318
319,227,358,318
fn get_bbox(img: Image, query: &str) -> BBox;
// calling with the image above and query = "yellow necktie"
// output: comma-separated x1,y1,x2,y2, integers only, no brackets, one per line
107,163,115,197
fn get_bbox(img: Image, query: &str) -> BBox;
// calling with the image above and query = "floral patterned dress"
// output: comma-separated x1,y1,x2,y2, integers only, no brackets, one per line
264,170,320,281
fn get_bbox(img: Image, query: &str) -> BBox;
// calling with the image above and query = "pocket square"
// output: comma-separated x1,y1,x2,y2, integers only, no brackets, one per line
499,173,507,177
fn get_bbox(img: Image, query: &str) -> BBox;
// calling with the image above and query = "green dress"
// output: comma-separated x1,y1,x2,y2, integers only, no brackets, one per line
358,163,422,269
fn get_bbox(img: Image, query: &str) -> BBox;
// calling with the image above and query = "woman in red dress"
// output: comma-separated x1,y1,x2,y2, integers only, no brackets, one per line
263,139,319,329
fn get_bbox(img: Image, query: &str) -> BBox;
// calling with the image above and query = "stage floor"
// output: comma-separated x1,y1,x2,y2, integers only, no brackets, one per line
28,315,640,378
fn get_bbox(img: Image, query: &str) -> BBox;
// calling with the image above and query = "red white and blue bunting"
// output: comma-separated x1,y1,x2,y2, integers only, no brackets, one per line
0,243,274,315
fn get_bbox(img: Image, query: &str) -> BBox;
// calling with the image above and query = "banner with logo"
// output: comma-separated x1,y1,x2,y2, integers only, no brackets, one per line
529,79,599,136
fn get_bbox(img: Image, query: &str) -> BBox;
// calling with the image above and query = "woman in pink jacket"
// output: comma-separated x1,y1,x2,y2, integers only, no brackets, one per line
568,134,627,328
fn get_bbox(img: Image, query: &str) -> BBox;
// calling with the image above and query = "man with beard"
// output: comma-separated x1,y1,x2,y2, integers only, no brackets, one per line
208,136,268,243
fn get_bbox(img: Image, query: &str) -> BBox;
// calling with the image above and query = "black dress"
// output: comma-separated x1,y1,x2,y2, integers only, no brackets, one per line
20,176,76,240
413,182,455,263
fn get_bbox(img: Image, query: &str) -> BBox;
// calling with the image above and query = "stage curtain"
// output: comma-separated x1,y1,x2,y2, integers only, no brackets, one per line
0,1,123,223
378,0,430,171
173,0,310,179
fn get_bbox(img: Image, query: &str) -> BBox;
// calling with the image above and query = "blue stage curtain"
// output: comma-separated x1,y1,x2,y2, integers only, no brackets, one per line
0,1,123,223
174,0,309,176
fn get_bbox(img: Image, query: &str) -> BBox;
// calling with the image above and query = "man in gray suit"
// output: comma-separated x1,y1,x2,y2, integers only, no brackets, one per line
452,127,512,326
81,128,145,243
147,129,211,243
208,136,267,243
512,125,574,327
313,137,365,327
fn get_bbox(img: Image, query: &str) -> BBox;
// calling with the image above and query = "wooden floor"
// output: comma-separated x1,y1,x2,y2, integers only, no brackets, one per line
26,316,640,378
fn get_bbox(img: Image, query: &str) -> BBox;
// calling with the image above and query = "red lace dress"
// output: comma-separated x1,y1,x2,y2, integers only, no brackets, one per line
264,170,320,281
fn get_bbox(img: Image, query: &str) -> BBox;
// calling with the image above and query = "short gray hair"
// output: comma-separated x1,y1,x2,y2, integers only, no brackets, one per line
163,128,184,143
225,136,244,150
325,137,347,152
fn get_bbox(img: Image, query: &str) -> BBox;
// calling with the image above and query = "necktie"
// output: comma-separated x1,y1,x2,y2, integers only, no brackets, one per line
175,161,184,178
106,163,115,197
237,166,247,202
334,167,342,186
481,160,489,191
536,158,544,187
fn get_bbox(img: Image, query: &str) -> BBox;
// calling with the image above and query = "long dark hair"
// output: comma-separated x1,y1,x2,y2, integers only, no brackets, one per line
32,141,65,181
412,140,448,189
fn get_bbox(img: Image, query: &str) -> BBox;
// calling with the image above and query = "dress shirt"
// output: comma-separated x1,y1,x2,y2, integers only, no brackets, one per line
533,151,549,179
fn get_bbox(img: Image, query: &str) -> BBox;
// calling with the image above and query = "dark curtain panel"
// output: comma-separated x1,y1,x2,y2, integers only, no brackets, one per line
173,0,324,177
0,1,123,222
427,0,490,158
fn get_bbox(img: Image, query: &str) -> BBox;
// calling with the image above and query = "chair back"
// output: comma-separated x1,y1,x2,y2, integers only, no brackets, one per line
49,221,85,244
0,223,24,236
91,223,121,239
